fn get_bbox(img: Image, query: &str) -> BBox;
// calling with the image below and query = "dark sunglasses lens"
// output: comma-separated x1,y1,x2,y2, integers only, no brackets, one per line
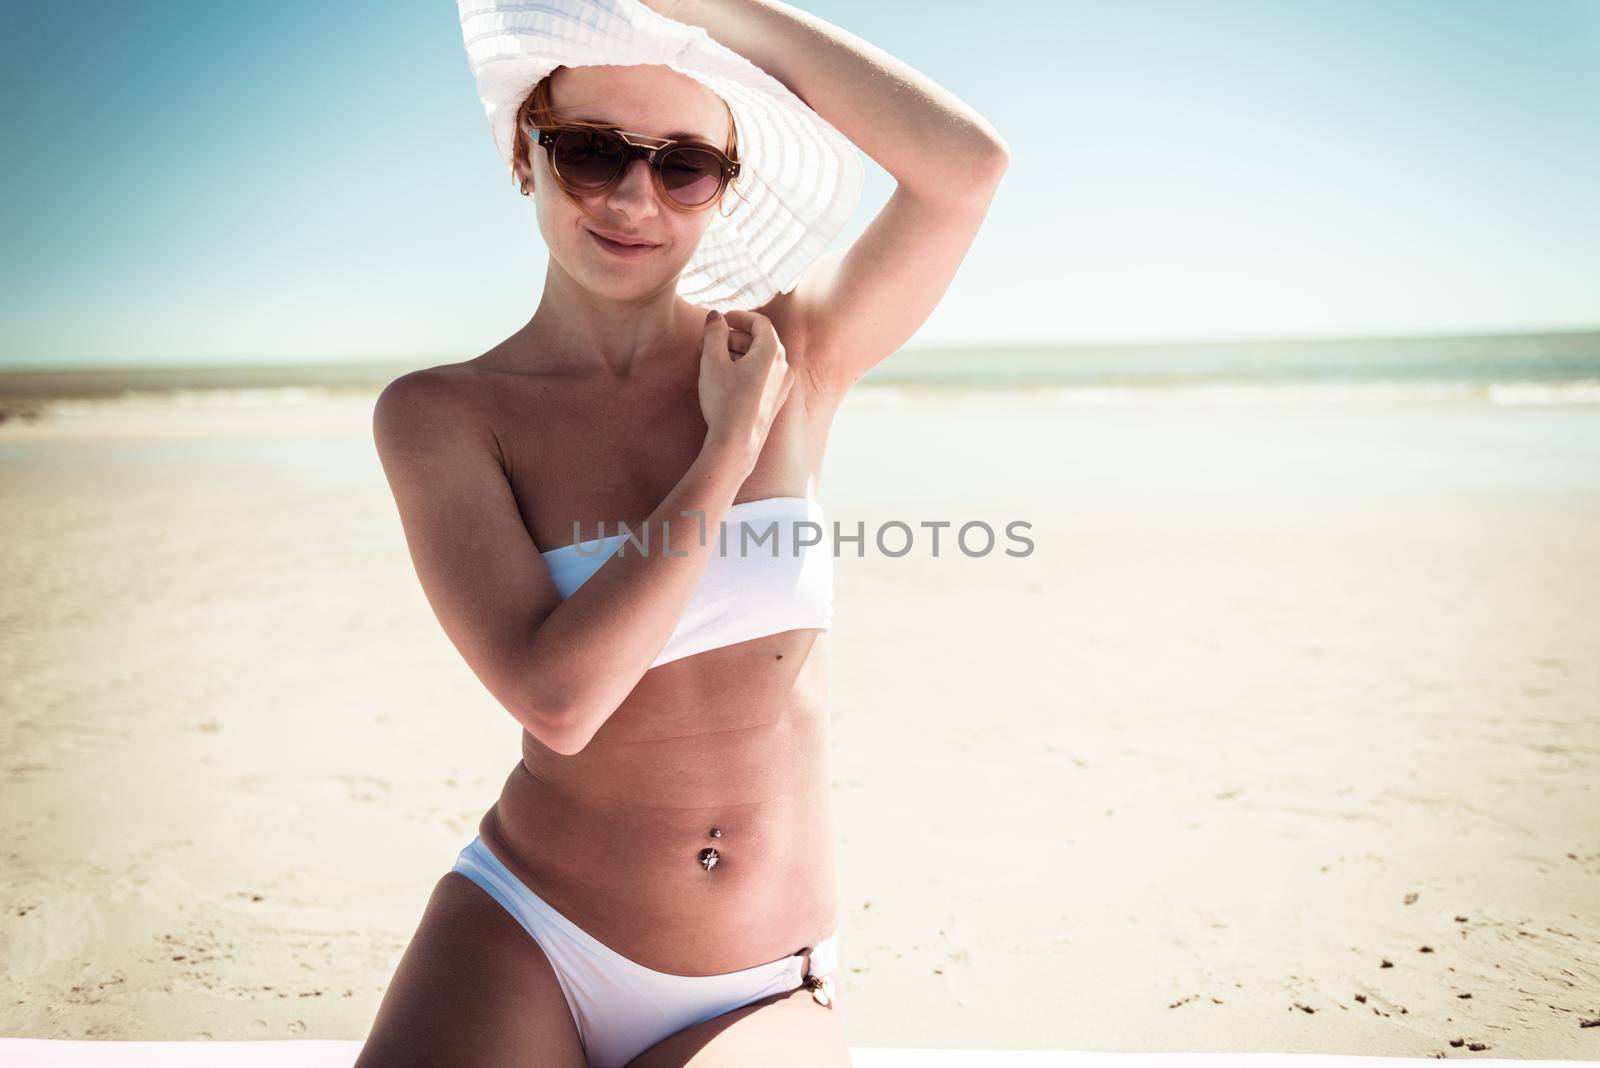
660,147,726,206
552,130,624,188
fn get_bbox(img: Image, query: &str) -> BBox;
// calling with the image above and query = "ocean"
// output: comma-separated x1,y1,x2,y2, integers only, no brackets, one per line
1,330,1597,415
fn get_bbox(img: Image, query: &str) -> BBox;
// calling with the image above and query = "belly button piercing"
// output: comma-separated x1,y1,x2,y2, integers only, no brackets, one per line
700,828,723,871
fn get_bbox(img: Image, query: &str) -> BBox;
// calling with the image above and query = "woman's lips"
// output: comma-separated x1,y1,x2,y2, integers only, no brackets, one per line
588,230,660,257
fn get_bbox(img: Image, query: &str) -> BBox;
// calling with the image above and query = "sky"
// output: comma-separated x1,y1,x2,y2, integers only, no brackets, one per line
1,0,1597,369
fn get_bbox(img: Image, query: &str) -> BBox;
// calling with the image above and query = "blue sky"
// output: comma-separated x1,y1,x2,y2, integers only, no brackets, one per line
2,0,1597,369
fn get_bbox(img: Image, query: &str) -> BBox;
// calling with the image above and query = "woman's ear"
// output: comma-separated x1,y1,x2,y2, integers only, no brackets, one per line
513,148,535,197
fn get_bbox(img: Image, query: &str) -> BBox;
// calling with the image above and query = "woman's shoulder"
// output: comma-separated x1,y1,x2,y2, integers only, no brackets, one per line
377,360,489,418
373,359,507,459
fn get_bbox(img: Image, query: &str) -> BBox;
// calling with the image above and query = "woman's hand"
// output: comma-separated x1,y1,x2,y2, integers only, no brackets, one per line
697,310,794,472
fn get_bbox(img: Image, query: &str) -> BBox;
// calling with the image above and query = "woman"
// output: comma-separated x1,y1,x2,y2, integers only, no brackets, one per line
357,0,1007,1064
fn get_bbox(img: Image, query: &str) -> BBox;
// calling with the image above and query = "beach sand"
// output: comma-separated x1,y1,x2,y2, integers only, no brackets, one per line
1,387,1597,1058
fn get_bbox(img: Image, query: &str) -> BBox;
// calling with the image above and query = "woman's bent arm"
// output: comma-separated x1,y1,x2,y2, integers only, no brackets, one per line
656,0,1010,399
522,439,755,754
373,369,756,756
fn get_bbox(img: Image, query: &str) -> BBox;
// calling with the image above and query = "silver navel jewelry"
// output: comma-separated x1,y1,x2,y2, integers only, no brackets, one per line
699,828,723,871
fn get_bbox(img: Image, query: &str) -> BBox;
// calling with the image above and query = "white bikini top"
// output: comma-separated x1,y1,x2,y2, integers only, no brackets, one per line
539,496,833,668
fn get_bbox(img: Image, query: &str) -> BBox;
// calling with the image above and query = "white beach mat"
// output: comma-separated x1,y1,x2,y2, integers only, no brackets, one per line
0,1042,1592,1066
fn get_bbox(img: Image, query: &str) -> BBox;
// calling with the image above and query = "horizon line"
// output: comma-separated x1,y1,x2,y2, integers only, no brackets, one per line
3,323,1598,377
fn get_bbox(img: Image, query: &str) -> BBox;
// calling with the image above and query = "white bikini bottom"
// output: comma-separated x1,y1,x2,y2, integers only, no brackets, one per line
450,836,839,1068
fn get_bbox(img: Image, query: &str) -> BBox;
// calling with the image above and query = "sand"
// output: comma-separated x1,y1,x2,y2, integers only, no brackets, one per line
1,387,1597,1058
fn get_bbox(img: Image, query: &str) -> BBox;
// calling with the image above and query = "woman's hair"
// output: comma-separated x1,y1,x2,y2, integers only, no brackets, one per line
511,66,748,218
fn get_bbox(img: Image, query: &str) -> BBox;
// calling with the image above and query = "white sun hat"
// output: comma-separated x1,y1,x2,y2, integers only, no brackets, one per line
457,0,865,312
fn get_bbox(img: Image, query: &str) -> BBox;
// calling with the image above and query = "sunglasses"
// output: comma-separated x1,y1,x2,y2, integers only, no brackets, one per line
531,123,741,210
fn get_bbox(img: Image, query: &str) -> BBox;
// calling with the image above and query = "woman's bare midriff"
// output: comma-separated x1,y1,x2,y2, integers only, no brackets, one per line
478,626,838,976
457,319,840,978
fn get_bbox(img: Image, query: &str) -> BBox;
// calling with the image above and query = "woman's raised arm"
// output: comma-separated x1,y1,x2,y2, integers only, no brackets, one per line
651,0,1011,398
